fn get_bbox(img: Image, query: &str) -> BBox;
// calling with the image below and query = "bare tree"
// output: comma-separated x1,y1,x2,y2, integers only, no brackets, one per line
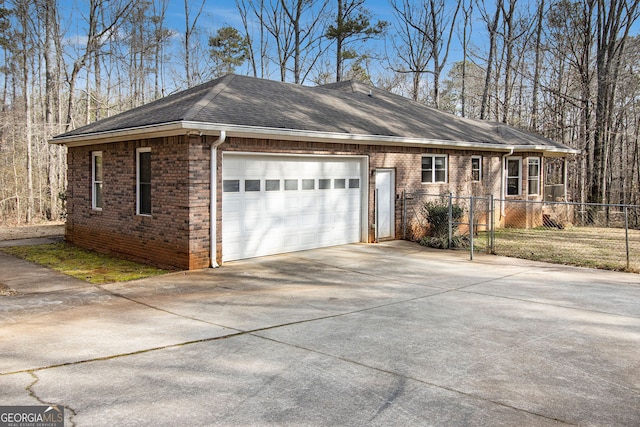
184,0,205,88
151,0,171,99
590,0,640,203
64,0,131,130
14,0,34,222
529,0,545,131
425,0,461,108
37,0,65,219
389,0,432,101
500,0,531,124
478,0,502,120
236,0,269,78
459,0,473,117
280,0,328,83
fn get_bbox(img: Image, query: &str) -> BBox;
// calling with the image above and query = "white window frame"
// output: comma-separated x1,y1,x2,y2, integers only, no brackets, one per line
136,147,152,216
506,156,522,196
471,156,482,182
92,151,103,210
528,157,541,195
421,155,448,184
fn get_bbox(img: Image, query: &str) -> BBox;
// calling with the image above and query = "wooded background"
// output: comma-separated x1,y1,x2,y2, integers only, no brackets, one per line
1,0,639,225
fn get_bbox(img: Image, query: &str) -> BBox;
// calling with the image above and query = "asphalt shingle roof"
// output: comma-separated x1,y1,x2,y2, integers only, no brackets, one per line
53,74,573,152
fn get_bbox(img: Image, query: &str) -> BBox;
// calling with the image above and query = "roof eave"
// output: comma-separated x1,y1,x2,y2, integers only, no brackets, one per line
194,122,513,152
50,120,576,155
511,145,581,156
49,122,188,147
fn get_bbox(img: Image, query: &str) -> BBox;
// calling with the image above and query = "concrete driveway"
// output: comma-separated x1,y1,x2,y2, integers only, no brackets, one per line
0,241,639,426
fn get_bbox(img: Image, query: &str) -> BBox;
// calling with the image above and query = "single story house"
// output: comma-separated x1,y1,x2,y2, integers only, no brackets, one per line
51,74,578,269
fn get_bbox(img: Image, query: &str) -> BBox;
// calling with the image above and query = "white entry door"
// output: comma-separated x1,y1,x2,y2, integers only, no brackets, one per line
375,169,395,240
222,154,365,261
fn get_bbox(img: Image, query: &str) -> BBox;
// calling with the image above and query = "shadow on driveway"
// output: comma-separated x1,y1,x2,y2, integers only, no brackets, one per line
1,241,639,426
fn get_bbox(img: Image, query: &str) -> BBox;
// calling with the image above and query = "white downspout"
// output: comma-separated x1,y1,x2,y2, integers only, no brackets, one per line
500,147,515,218
210,130,226,267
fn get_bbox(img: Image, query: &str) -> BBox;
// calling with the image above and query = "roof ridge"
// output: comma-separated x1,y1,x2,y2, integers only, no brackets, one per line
183,74,236,121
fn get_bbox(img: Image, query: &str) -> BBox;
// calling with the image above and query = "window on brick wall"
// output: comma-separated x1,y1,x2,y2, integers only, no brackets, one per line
92,151,103,210
528,157,541,195
137,147,151,215
506,157,522,196
471,156,482,182
422,155,447,183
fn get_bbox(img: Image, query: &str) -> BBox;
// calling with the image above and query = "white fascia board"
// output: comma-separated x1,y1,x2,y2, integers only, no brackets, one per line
50,120,577,155
184,122,514,152
511,145,581,156
48,122,188,147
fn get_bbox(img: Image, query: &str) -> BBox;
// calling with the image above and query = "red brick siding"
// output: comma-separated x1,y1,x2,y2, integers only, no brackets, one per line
217,138,505,261
65,136,207,270
66,134,508,269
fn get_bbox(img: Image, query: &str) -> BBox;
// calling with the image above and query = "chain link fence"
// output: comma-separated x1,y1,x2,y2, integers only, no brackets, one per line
495,200,640,272
403,191,640,273
402,192,495,259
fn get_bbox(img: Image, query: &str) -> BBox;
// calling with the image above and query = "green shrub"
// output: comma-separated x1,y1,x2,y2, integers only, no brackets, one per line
420,200,466,249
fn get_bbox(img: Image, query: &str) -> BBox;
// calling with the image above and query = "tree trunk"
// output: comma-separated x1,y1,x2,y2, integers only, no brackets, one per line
480,0,502,120
335,0,344,82
530,0,545,131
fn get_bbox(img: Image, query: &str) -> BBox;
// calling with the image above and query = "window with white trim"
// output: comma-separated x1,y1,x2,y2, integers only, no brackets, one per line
421,155,447,183
528,157,541,195
506,157,522,196
137,148,151,215
92,151,103,210
471,156,482,182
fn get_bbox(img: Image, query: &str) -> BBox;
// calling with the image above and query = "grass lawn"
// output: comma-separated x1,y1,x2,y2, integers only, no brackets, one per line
0,242,173,284
492,226,640,273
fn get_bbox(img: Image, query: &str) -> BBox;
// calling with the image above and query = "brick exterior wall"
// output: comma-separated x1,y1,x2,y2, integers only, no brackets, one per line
66,135,210,270
65,134,540,270
217,137,507,265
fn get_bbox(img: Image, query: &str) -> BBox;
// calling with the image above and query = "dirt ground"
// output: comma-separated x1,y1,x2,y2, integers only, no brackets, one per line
0,221,65,241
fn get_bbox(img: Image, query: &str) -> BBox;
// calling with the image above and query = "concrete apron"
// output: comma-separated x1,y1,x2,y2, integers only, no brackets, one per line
0,241,639,426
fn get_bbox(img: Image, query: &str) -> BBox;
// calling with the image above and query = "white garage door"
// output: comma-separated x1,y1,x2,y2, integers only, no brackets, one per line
222,154,365,261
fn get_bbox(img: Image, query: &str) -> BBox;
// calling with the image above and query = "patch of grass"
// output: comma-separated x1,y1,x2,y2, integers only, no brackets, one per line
492,226,640,273
0,242,172,284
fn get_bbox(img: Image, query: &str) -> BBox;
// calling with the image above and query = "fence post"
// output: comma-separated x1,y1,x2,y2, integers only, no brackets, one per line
448,192,453,249
469,196,474,261
488,194,495,254
625,206,630,270
403,190,406,240
375,189,379,243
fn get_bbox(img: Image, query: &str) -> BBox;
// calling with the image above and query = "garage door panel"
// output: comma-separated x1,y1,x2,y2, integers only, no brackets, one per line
299,232,316,246
319,213,332,224
300,194,316,207
243,197,263,213
301,213,317,226
283,214,299,227
264,196,285,210
284,197,299,209
222,154,364,261
242,215,263,232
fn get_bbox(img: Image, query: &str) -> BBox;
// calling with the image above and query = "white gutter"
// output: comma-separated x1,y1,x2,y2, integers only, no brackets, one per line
210,130,226,267
511,145,581,155
51,120,580,154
